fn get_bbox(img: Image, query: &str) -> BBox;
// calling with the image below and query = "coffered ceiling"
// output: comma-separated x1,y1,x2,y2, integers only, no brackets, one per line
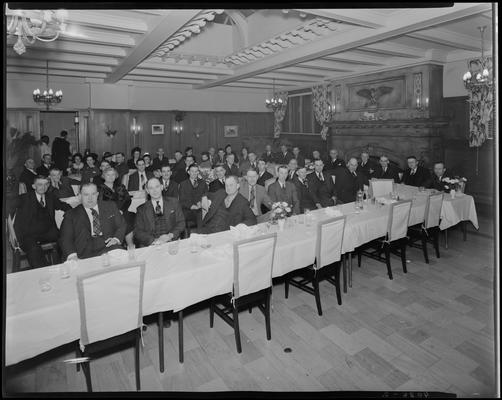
5,4,495,92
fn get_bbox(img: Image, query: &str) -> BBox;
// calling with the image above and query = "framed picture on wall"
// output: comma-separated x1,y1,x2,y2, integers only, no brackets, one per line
224,125,238,137
151,124,164,135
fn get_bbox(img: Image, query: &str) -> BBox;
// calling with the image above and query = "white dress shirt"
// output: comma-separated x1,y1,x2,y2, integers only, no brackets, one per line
151,198,163,214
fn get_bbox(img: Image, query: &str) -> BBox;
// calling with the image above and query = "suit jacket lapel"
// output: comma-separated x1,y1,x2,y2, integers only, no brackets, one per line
144,201,155,229
77,205,92,234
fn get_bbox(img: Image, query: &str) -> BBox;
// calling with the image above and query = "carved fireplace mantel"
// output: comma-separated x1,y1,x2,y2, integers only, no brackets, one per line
329,118,449,131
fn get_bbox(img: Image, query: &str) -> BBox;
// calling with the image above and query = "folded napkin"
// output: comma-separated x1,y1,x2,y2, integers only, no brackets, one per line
376,197,397,205
325,207,343,217
108,249,129,265
230,223,259,239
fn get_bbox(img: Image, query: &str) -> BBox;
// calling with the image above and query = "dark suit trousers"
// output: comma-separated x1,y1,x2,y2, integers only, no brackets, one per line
20,227,60,268
183,208,202,229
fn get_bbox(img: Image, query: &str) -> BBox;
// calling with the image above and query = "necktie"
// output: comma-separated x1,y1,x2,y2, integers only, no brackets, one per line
352,172,357,178
383,168,387,174
155,200,162,216
225,196,232,208
91,208,102,236
140,174,145,189
193,179,198,188
39,196,45,207
303,179,308,188
249,186,255,207
318,173,324,182
411,169,415,175
281,183,286,191
164,180,168,190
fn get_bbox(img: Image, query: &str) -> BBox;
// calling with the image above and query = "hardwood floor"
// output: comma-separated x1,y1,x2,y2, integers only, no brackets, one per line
4,217,498,396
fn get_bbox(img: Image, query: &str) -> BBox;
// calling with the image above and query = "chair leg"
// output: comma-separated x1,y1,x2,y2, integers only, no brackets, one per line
209,300,215,328
284,275,289,299
313,269,323,316
178,311,184,363
82,357,92,392
444,229,448,249
135,331,141,391
421,230,429,264
233,307,242,353
76,344,81,372
158,312,164,373
357,250,362,267
384,243,393,280
433,229,440,258
265,291,271,341
334,262,342,306
400,239,407,273
342,255,347,294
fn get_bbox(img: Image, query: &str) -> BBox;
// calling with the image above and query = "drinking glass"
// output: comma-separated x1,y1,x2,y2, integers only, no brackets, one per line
59,261,72,279
127,244,136,261
39,275,52,292
168,239,180,255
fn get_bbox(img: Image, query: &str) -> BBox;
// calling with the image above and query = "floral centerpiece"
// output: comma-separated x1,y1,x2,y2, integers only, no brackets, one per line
442,177,467,192
270,202,292,223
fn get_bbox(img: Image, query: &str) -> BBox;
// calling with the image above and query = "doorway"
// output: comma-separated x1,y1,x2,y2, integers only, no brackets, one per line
40,111,78,154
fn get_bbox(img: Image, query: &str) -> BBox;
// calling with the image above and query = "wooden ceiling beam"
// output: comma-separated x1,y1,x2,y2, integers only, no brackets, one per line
294,9,385,28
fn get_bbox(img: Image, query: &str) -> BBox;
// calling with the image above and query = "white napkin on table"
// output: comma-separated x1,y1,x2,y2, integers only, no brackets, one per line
229,224,259,239
325,207,343,217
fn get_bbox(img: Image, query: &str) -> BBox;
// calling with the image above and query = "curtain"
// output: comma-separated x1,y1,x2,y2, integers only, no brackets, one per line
468,84,493,147
273,92,288,138
312,84,331,140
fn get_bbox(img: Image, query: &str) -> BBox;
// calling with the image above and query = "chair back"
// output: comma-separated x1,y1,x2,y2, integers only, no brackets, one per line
387,200,412,241
7,214,20,251
18,182,27,195
424,193,443,229
370,179,394,198
232,233,277,299
315,216,346,269
77,261,145,346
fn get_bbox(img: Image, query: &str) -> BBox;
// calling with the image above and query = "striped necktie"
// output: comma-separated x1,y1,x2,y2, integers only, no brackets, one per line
90,208,102,236
249,185,255,207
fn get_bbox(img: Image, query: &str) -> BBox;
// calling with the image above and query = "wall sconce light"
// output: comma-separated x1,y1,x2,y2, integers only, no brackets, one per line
131,117,141,135
416,96,429,111
173,110,185,134
74,112,79,125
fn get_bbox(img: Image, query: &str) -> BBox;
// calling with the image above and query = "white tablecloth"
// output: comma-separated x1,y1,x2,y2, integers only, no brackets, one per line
6,186,479,366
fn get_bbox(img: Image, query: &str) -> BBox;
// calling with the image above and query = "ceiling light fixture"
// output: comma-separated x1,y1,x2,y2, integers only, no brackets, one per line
33,60,63,110
265,79,285,111
462,26,493,90
6,6,67,55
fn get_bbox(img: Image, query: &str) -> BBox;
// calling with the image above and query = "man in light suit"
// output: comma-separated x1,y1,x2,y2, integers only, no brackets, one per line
239,168,272,221
59,182,126,261
134,178,185,247
267,165,300,215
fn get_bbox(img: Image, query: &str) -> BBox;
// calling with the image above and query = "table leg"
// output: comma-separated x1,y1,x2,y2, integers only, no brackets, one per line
348,252,352,289
342,254,347,293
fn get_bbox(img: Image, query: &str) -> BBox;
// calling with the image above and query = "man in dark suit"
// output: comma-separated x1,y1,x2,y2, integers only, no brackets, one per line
292,146,306,168
199,177,256,234
429,161,450,192
209,165,226,192
134,178,185,247
307,159,337,208
276,144,293,165
47,167,76,198
239,151,259,176
178,164,207,229
326,148,345,173
59,182,126,261
152,148,170,171
51,130,72,175
213,148,226,167
256,159,273,187
14,175,71,268
357,151,377,180
334,158,368,204
160,165,179,199
36,153,54,177
292,167,316,213
267,165,300,214
373,155,401,183
171,151,187,184
18,158,38,192
114,152,129,183
261,144,275,164
223,153,239,177
286,158,298,181
126,158,153,191
401,156,432,187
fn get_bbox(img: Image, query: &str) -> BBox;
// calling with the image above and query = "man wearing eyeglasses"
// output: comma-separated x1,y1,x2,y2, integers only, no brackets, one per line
134,178,185,247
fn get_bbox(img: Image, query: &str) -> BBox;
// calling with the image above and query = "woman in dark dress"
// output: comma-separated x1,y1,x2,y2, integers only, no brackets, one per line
99,167,135,247
127,147,142,170
81,153,100,183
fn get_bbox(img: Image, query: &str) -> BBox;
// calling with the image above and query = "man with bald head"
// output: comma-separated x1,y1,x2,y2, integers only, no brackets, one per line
333,158,368,204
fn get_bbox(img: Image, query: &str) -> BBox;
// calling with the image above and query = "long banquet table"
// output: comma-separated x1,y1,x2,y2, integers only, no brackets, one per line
6,185,478,366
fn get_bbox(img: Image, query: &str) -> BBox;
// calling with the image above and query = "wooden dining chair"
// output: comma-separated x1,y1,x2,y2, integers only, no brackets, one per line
209,233,277,353
7,214,59,272
284,216,346,316
408,193,443,263
369,178,394,198
75,261,145,392
357,200,412,280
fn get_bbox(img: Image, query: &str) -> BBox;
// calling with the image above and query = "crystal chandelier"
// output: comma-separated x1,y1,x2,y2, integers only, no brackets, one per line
6,6,67,55
265,79,285,111
462,26,493,90
33,60,63,110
